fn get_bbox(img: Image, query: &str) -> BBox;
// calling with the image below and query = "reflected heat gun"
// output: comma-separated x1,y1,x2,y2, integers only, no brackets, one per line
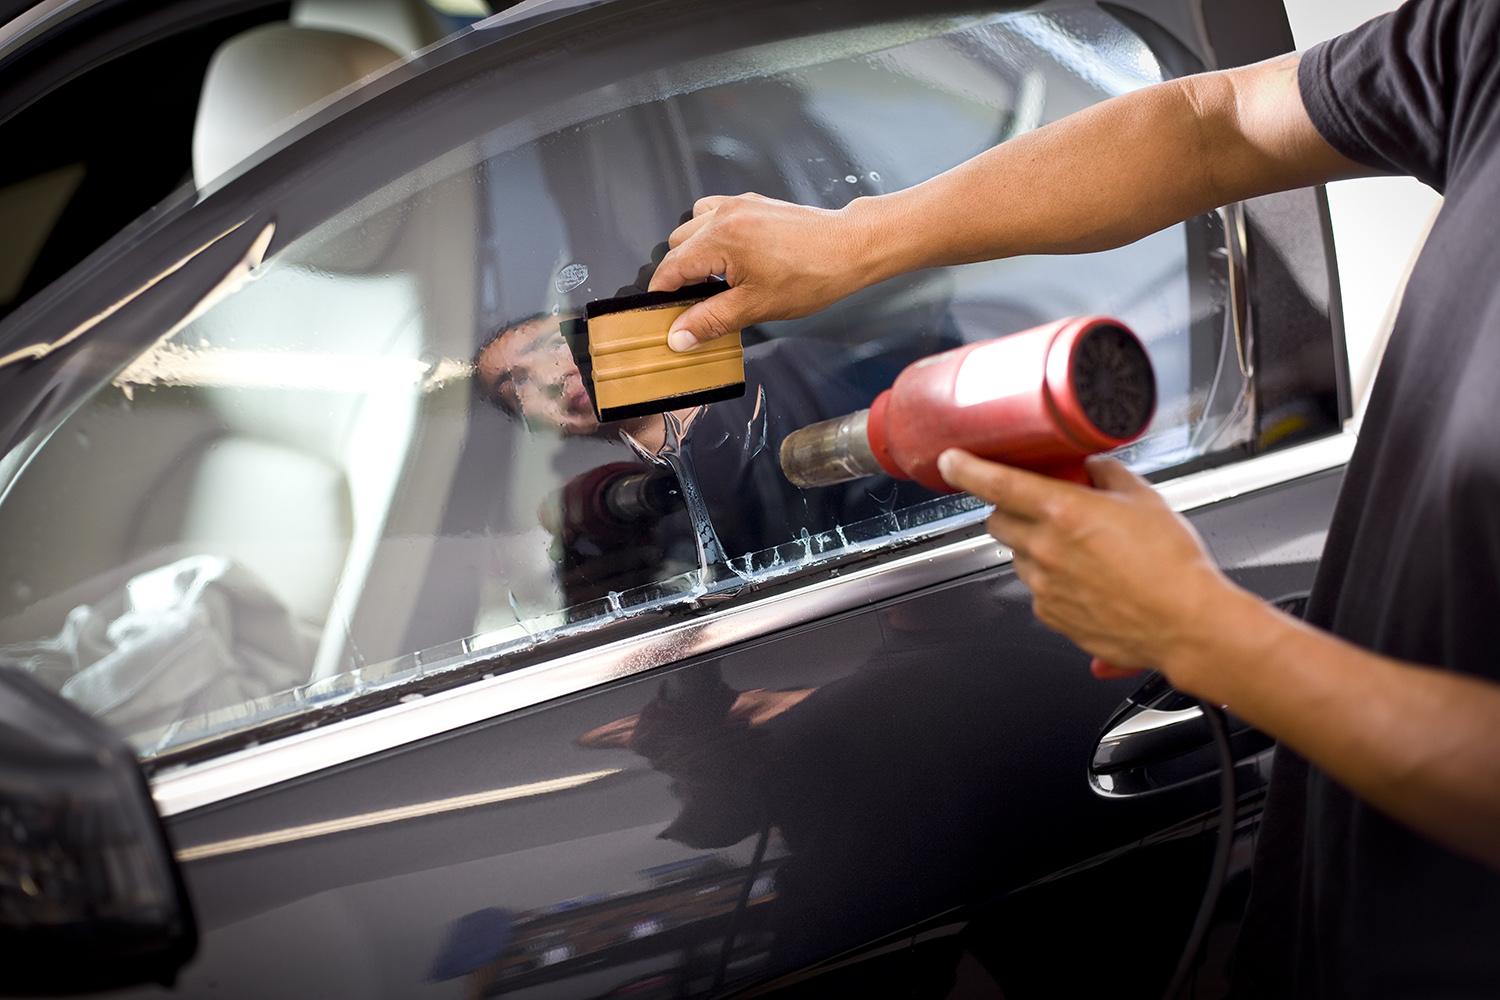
780,317,1157,490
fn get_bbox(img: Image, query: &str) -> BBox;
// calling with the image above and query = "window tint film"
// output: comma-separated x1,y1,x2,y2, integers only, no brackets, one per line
0,6,1246,759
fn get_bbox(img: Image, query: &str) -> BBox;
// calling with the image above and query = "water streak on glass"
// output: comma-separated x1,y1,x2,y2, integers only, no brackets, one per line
625,409,743,593
741,386,768,463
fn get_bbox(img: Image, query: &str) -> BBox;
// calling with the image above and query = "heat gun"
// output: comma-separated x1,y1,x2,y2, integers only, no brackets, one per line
779,316,1156,491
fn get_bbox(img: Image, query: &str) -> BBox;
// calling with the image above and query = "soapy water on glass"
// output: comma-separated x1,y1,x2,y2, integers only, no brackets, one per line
621,407,743,590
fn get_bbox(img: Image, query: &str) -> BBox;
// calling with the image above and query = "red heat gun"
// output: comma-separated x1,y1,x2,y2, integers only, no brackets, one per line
779,316,1156,491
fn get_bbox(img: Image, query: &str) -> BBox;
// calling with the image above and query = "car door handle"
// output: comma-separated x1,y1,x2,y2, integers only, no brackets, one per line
1092,604,1306,792
1092,705,1208,774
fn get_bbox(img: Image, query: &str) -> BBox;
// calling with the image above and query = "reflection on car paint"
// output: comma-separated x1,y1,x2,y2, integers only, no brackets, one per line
135,472,1339,999
433,852,785,995
176,768,623,862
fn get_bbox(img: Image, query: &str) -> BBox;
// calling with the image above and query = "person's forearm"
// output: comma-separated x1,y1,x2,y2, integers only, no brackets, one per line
653,53,1372,348
1168,590,1500,871
844,53,1371,284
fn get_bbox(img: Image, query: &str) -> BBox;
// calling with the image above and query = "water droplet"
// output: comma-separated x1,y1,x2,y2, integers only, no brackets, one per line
835,525,850,548
798,527,813,561
606,590,623,614
75,430,89,448
555,263,589,293
508,591,536,645
869,171,881,182
742,386,768,462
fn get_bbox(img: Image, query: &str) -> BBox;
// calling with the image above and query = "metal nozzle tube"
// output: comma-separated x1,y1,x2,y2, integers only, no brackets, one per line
603,467,682,522
780,408,886,488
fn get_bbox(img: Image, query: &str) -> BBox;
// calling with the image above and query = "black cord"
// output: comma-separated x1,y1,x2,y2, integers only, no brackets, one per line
1162,701,1236,1000
713,817,772,994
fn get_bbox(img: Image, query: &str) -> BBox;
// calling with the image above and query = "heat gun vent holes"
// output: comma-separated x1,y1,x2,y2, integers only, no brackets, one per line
1071,324,1156,440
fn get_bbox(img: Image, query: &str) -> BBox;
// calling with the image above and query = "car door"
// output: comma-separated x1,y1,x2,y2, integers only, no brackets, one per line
0,0,1351,996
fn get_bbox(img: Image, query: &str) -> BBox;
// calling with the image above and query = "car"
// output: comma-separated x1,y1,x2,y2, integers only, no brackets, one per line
0,0,1355,996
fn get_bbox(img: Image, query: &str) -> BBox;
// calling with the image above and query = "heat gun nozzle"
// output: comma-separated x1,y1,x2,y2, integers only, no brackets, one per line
779,408,884,488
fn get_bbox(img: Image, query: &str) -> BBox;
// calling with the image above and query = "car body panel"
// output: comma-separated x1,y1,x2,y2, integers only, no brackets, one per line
122,468,1342,999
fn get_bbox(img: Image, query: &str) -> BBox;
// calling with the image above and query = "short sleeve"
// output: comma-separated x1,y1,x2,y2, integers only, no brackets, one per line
1298,0,1480,192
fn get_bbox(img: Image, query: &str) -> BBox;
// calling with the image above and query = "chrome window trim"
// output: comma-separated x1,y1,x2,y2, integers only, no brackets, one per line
0,0,102,63
149,429,1356,817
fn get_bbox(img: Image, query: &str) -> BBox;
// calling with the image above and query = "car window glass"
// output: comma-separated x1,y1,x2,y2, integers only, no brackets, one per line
0,164,87,309
0,0,495,324
0,6,1245,761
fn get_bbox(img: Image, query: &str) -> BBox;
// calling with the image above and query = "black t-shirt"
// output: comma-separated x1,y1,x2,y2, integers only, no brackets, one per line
1234,1,1500,995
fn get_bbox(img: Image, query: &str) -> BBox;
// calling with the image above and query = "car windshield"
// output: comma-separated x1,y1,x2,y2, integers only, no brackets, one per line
0,3,1247,762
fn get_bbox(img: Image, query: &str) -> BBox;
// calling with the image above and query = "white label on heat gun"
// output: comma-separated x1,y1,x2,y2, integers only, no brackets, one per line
953,337,1047,407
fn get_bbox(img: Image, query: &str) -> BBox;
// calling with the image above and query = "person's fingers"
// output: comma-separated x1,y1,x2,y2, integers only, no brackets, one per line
668,193,770,248
666,287,754,351
1085,456,1157,498
1090,658,1145,679
985,508,1039,549
1008,551,1043,599
937,449,1069,520
692,194,734,217
650,237,728,296
700,191,770,211
665,212,713,252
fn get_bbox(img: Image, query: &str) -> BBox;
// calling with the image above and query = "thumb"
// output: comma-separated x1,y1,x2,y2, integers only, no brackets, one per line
1085,456,1153,495
667,287,752,352
1090,657,1145,679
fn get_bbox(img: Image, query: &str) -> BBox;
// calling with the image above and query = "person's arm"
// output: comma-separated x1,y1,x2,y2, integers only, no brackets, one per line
934,449,1500,873
650,51,1376,351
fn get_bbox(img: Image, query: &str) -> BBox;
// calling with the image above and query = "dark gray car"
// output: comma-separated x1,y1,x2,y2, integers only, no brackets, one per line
0,0,1352,996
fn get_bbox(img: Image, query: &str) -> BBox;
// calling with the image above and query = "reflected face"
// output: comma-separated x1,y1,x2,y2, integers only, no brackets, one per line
477,317,600,436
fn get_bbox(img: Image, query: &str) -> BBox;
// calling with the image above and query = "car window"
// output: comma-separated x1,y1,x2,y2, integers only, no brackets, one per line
0,5,1246,762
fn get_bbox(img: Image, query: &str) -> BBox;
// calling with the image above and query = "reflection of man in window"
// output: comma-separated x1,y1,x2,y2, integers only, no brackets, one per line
477,312,603,439
476,312,684,605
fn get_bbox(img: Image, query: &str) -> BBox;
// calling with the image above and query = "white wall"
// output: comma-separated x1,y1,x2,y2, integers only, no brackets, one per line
1281,0,1443,415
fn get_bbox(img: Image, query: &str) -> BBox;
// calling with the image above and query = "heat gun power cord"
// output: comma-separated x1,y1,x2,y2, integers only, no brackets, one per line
1162,701,1236,1000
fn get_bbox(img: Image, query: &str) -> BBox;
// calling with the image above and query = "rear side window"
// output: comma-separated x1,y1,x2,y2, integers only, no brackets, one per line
0,5,1248,761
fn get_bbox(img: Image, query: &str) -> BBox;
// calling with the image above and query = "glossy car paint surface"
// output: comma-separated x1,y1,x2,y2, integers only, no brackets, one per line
118,469,1341,1000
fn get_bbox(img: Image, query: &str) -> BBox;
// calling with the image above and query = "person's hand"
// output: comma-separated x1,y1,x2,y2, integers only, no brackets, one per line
649,193,876,352
936,449,1245,691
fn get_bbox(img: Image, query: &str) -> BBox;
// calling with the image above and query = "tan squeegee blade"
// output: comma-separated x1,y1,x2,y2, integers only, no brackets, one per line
583,280,745,421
